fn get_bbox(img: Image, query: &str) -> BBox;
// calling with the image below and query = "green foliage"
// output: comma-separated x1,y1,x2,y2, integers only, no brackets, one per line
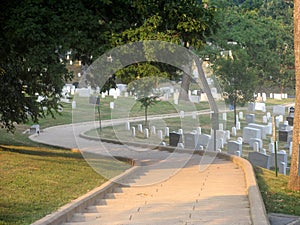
203,0,294,94
214,49,257,105
255,167,300,216
138,95,160,125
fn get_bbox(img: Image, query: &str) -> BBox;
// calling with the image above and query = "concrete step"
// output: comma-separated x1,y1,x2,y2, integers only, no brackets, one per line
69,213,101,222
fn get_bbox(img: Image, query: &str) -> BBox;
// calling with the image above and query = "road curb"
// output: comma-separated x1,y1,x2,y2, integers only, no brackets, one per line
227,154,270,225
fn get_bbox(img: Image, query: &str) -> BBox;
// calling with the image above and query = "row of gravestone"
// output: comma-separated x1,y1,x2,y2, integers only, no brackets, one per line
125,121,229,151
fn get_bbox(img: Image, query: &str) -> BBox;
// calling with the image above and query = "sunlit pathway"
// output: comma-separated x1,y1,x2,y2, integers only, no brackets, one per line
61,156,251,225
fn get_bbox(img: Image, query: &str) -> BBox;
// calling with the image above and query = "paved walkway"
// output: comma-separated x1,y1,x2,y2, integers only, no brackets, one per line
30,118,265,225
62,157,251,225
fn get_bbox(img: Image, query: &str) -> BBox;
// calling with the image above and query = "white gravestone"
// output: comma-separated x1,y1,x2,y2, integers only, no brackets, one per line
262,93,267,102
266,122,273,135
243,127,261,144
144,128,149,139
219,123,223,131
157,130,163,140
253,142,259,151
267,112,271,120
270,151,288,168
269,142,275,153
131,127,136,137
197,134,211,149
165,127,170,137
245,114,255,124
237,137,243,143
137,124,143,133
239,111,244,119
248,123,267,139
263,115,268,124
151,126,156,135
248,152,270,169
232,127,237,136
110,102,114,109
248,102,255,111
236,121,241,130
177,143,185,149
228,141,242,155
125,122,130,131
273,105,285,115
279,162,287,175
249,138,263,149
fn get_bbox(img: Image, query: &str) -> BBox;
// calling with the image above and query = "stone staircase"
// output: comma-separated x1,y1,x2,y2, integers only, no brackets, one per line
61,156,252,225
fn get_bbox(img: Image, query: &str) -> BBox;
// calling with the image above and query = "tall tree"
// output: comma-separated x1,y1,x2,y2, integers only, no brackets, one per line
288,0,300,191
0,0,139,131
206,0,294,94
112,0,218,100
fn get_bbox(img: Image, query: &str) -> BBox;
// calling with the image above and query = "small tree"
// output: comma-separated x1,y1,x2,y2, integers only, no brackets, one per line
137,96,159,126
214,49,257,126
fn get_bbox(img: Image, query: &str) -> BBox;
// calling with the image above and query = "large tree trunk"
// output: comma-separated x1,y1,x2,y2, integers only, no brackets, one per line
179,73,191,101
288,0,300,191
179,43,192,101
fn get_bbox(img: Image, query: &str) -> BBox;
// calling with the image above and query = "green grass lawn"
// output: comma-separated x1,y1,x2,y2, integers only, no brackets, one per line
255,167,300,216
0,145,130,225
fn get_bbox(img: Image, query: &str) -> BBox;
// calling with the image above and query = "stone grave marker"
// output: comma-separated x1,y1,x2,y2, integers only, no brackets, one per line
270,151,288,168
164,127,169,137
239,111,244,119
125,122,130,131
263,115,268,124
197,134,211,149
269,142,275,153
248,102,255,111
110,102,114,109
279,162,287,175
227,141,242,155
150,126,156,135
30,124,40,134
232,127,237,136
131,127,136,137
144,128,149,138
248,152,270,169
273,105,286,115
158,130,164,141
222,112,227,121
249,138,263,150
169,132,182,147
184,132,198,149
243,127,261,143
137,124,143,133
245,114,255,124
248,123,267,139
253,142,259,151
